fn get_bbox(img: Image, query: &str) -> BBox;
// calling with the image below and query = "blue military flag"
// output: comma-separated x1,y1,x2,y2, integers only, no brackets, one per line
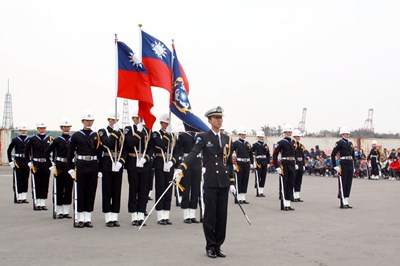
170,43,209,132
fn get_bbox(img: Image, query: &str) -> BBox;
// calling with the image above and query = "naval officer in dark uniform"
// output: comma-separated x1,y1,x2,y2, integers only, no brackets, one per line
174,106,236,259
331,126,355,209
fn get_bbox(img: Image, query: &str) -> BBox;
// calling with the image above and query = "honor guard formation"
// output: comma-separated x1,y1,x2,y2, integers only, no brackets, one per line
7,106,400,259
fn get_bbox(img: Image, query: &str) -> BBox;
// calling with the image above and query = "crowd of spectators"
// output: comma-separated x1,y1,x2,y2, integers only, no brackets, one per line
266,144,400,181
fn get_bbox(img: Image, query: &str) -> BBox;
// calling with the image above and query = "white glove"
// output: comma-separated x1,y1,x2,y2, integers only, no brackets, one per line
68,169,75,179
173,169,183,181
113,124,120,131
139,157,147,165
51,161,55,166
250,163,256,170
295,165,299,170
334,166,340,173
113,162,123,172
166,161,174,170
267,164,270,168
49,166,55,171
28,162,33,169
229,185,236,194
276,168,282,175
9,162,15,169
98,172,103,178
303,166,306,171
136,122,143,132
201,167,206,175
166,125,172,134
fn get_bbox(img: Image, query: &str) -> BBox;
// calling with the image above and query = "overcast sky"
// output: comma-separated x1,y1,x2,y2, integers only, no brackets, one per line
0,0,399,133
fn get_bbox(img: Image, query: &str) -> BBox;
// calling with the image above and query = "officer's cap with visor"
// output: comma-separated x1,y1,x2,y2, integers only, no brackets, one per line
205,106,224,118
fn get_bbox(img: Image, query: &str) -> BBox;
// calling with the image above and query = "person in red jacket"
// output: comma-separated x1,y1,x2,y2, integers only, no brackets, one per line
389,156,400,180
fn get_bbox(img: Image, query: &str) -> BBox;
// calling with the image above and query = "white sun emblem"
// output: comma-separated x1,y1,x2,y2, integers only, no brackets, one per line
129,52,143,68
151,41,168,59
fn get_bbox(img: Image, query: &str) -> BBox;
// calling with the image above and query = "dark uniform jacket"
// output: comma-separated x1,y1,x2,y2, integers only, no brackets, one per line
367,147,380,162
123,124,154,172
8,135,29,164
25,134,53,167
251,141,270,167
273,137,296,168
45,134,71,171
294,141,307,167
232,139,253,164
179,130,235,188
331,138,355,166
98,126,127,172
152,129,176,170
174,132,199,165
67,129,102,170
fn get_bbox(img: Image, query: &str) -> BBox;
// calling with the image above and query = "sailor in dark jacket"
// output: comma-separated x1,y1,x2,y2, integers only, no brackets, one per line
174,106,236,259
272,124,296,211
7,122,30,203
251,130,270,197
331,126,355,209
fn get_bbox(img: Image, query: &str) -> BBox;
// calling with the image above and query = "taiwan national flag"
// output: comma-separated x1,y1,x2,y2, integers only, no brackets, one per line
116,41,156,129
141,30,189,95
170,44,209,133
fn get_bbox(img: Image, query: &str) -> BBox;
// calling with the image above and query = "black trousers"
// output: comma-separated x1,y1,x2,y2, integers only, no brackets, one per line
154,169,173,211
55,169,73,205
203,187,229,251
128,168,150,213
294,167,304,192
255,163,268,188
102,170,123,213
181,161,201,209
338,162,353,200
279,162,295,201
237,162,250,193
15,162,29,193
76,164,98,212
371,159,379,176
32,162,50,199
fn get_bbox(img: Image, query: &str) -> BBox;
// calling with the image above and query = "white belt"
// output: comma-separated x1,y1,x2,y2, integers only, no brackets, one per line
14,154,25,158
340,156,353,160
256,155,267,159
33,158,46,162
296,157,303,161
237,158,250,162
183,153,202,158
370,155,378,158
281,157,295,161
77,155,97,161
56,157,68,163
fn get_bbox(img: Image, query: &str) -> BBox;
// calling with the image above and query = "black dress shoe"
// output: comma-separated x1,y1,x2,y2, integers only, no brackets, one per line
57,214,64,219
34,206,41,211
76,222,85,228
346,205,353,209
165,219,172,225
41,206,48,211
259,194,266,197
340,205,348,209
287,207,295,211
113,221,120,227
184,218,192,224
215,249,226,258
63,214,72,219
16,200,22,204
138,220,146,226
131,220,138,226
21,199,29,204
206,249,217,258
242,200,249,204
106,221,114,227
157,220,167,225
191,218,200,223
84,222,93,228
297,198,304,202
